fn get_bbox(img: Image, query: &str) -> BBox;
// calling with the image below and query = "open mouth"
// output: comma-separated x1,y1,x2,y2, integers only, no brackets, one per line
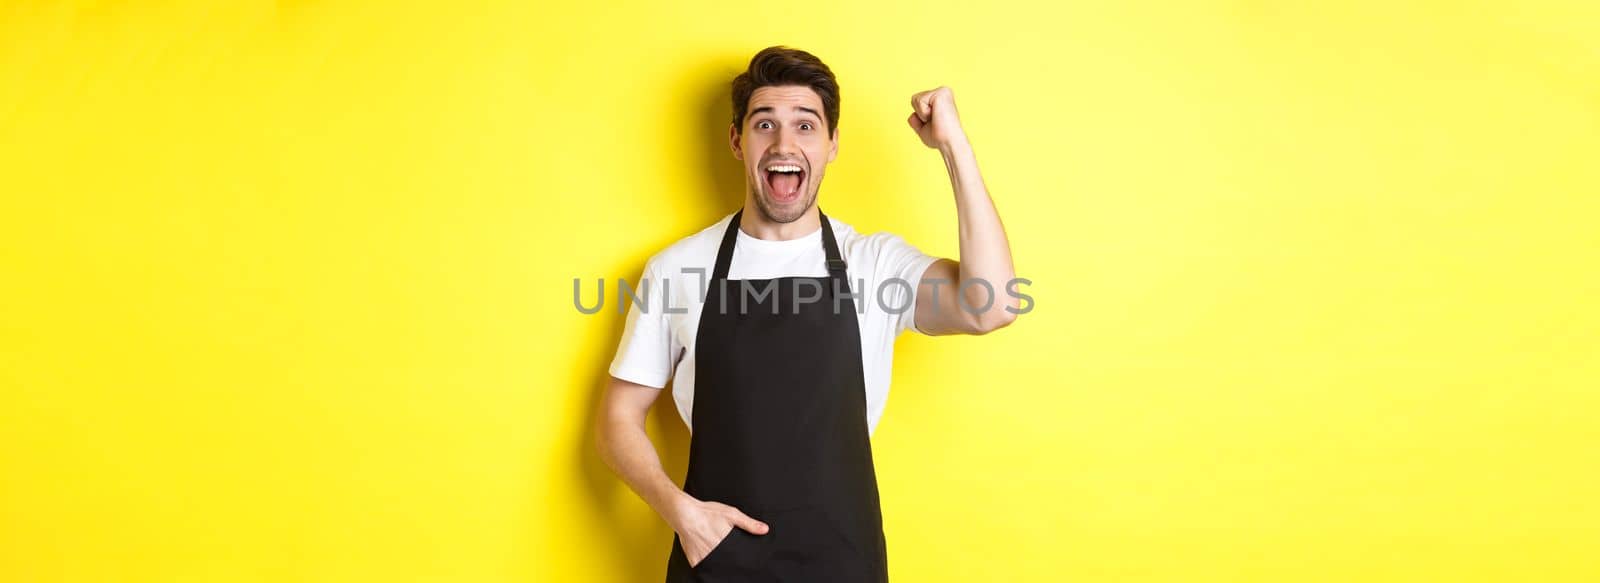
763,163,806,203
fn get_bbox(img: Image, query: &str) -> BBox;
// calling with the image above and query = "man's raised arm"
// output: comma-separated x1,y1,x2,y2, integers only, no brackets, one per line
905,86,1020,336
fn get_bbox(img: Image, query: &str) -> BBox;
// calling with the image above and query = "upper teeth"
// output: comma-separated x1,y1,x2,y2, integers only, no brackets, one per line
766,165,802,173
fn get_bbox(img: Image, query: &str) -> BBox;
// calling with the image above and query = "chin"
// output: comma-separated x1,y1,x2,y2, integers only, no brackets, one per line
756,190,813,223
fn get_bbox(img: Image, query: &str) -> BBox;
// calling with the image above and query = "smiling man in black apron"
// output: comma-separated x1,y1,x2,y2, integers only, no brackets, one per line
596,46,1021,582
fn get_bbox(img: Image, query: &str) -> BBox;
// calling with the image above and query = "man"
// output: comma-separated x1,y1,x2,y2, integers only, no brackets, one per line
595,46,1019,582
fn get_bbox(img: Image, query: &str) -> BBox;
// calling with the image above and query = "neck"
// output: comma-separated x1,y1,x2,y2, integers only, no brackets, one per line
739,198,822,241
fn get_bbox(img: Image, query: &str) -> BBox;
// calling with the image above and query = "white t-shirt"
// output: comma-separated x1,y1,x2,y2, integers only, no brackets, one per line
608,212,940,437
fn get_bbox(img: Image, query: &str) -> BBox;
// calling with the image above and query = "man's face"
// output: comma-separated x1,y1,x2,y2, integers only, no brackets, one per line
730,85,838,224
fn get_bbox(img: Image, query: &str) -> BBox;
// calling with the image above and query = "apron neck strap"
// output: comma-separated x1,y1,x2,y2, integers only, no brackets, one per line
709,207,848,282
817,208,848,279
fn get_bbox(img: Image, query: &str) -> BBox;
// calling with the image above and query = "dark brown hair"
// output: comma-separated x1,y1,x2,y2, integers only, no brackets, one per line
731,46,839,138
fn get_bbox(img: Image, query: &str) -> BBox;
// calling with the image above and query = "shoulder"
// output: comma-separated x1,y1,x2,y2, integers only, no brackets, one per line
831,216,934,278
642,212,734,277
831,216,919,259
829,215,884,257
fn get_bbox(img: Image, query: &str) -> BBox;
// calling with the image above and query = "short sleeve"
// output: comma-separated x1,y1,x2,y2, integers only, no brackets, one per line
872,233,941,336
607,259,674,388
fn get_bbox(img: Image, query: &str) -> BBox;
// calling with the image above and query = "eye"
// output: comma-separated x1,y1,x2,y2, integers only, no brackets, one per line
756,120,773,130
800,122,813,131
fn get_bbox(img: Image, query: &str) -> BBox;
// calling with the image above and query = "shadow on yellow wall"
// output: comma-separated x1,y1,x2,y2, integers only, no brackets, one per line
569,72,745,581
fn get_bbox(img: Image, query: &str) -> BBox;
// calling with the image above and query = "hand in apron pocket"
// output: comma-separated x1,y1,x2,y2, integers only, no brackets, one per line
691,524,772,577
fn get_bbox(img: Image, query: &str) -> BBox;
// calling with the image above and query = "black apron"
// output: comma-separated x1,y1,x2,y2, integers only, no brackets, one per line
664,208,889,582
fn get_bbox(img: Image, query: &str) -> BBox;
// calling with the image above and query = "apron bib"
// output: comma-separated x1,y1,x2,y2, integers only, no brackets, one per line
664,208,889,582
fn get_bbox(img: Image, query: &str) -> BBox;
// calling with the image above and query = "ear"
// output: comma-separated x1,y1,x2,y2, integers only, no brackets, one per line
729,123,742,160
827,127,839,163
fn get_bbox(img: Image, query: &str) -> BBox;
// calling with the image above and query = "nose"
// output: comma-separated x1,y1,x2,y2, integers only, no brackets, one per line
772,126,801,156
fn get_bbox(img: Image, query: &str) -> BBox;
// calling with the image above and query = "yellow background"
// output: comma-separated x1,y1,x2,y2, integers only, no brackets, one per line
3,1,1597,581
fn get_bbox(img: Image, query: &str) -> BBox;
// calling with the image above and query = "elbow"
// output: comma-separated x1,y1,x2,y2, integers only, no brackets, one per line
593,407,621,459
592,416,610,458
593,414,627,474
966,308,1017,335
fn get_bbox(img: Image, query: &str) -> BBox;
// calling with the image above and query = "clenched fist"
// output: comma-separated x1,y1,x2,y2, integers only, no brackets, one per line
907,86,968,149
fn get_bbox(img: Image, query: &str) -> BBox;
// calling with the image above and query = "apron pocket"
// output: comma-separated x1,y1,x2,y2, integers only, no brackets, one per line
692,526,770,575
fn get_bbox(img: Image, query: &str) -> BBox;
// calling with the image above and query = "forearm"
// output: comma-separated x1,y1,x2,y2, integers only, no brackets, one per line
595,414,689,527
938,136,1018,323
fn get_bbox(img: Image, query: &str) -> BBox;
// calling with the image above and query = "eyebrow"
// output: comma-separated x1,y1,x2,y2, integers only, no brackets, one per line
750,105,822,120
